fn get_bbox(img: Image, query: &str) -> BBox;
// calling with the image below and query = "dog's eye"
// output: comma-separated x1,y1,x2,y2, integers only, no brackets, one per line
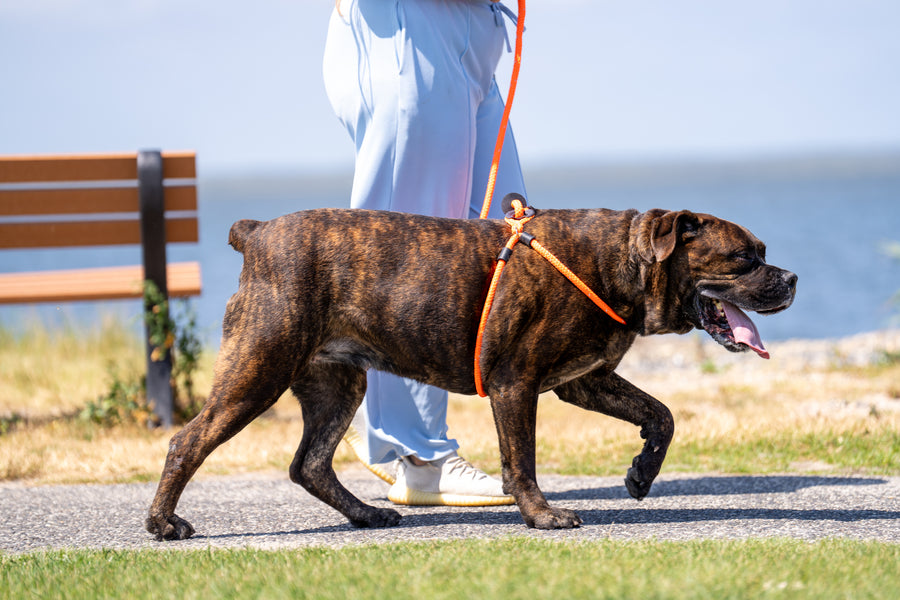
732,249,756,260
729,251,758,269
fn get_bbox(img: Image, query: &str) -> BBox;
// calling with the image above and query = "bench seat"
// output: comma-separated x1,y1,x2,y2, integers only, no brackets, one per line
0,261,201,304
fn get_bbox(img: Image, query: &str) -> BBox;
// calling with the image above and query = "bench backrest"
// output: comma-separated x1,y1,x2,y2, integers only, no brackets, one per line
0,151,198,249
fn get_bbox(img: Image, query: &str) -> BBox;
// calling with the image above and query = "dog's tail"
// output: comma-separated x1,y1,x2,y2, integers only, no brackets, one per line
228,219,261,253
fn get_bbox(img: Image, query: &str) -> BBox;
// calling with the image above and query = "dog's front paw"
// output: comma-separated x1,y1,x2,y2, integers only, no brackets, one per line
146,514,195,541
349,507,402,528
625,463,653,501
527,506,583,530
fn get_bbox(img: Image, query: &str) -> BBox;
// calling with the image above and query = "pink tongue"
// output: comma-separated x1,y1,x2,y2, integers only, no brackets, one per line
721,300,769,359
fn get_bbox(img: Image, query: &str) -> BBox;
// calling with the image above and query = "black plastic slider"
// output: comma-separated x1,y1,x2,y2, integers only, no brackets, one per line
501,192,528,214
497,246,514,262
519,231,536,247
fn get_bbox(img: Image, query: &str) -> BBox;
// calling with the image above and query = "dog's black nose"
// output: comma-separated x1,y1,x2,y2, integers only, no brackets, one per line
784,271,798,290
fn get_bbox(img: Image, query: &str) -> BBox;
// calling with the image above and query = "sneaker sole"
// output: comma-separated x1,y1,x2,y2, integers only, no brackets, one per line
388,487,516,507
342,425,396,485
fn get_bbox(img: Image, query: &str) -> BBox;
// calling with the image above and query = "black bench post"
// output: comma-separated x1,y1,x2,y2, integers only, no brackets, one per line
138,150,174,427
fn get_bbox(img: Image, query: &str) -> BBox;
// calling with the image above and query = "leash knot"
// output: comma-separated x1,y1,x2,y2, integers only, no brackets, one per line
503,196,535,235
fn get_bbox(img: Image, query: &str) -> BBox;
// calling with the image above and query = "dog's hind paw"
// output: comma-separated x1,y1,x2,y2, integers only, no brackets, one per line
349,507,402,528
146,514,196,541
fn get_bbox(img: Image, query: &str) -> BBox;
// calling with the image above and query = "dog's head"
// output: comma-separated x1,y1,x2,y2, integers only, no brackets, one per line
635,209,797,358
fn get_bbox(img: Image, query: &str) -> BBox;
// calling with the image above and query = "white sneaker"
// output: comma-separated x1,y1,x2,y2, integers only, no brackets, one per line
387,451,515,506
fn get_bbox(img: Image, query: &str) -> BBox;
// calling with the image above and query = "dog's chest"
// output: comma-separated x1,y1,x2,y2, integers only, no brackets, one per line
540,336,634,391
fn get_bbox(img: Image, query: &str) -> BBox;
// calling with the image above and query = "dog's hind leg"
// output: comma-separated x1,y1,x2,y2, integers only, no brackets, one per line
554,370,674,501
146,334,295,541
289,361,402,528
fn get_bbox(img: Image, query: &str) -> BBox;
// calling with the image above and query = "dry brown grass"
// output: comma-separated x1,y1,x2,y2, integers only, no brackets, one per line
0,319,145,419
436,332,900,475
2,325,899,485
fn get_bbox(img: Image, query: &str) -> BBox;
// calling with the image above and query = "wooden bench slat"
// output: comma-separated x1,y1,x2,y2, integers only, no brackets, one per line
0,261,202,304
0,185,197,216
0,151,196,183
0,217,199,249
160,152,197,179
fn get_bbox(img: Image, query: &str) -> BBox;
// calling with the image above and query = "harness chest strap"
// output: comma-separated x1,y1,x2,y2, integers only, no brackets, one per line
473,203,626,397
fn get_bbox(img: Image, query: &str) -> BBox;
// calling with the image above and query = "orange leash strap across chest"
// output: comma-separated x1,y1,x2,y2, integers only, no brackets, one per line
473,198,626,397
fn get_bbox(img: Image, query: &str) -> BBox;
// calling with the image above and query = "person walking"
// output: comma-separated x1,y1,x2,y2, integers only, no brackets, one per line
323,0,525,506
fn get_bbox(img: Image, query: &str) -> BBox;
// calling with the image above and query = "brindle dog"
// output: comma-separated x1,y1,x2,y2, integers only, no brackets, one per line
146,203,796,540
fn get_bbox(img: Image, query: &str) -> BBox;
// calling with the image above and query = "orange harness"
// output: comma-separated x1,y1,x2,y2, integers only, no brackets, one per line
473,0,624,397
473,197,626,397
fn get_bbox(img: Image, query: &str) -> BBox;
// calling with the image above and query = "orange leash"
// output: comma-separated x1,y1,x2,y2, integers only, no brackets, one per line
479,0,526,220
472,1,623,397
473,0,526,396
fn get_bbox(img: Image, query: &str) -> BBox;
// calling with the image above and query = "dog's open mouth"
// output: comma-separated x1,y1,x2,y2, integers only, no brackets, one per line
697,294,769,359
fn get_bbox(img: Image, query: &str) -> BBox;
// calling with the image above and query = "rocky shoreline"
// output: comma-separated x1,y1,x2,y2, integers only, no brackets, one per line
617,329,900,376
610,329,900,422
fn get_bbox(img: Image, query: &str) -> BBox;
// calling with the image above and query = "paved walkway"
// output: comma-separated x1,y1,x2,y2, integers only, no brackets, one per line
2,471,899,553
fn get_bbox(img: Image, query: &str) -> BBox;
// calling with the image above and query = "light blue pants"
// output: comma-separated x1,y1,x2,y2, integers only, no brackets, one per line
323,0,526,464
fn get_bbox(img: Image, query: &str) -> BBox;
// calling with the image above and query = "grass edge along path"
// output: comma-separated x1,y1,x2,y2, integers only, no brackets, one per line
3,418,899,486
2,538,899,600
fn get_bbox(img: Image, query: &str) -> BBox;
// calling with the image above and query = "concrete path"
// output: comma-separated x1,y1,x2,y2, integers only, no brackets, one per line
2,470,899,553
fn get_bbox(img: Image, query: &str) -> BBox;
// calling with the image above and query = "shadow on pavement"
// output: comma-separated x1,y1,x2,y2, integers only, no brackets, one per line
544,474,888,501
189,474,895,543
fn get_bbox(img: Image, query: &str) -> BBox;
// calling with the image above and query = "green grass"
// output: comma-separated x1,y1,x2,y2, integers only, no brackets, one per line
2,538,899,599
542,425,900,477
669,428,900,475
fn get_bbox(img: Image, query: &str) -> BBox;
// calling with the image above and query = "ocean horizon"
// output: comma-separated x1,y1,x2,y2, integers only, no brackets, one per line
2,152,899,347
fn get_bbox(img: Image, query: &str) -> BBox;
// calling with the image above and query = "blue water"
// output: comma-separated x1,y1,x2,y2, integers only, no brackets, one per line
2,160,899,345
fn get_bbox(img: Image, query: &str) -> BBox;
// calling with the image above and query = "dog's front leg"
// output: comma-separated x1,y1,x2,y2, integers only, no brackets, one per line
554,370,674,501
489,380,583,529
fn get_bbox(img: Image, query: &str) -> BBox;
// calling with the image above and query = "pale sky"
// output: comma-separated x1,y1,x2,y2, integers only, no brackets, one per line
2,0,899,175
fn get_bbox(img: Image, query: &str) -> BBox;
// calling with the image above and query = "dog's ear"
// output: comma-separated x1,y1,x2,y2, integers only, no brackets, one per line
636,209,700,263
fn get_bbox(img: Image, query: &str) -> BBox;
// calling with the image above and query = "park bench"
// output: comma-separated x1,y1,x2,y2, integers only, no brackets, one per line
0,150,201,427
